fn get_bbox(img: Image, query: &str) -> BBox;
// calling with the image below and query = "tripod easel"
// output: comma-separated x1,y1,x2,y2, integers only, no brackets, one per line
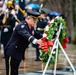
42,23,76,75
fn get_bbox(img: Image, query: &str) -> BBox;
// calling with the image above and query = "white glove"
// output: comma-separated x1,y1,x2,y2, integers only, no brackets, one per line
5,9,8,13
4,28,9,32
11,10,15,15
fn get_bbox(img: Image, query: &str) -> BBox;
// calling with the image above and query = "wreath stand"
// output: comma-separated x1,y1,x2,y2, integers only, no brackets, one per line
42,23,76,75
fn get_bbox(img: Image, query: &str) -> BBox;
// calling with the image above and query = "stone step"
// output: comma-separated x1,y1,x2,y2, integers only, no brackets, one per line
20,69,73,75
62,66,76,71
20,72,50,75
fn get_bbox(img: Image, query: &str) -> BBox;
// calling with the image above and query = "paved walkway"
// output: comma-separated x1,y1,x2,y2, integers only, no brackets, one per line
0,44,76,75
0,44,43,75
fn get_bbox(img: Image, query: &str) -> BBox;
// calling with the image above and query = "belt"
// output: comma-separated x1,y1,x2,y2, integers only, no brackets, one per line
37,28,44,31
3,25,10,27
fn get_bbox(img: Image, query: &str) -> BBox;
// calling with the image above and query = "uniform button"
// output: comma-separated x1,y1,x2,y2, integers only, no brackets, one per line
15,46,17,48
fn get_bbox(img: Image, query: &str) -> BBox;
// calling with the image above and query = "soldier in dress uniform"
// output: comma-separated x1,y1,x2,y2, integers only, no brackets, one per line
1,6,16,57
5,10,42,75
0,1,4,25
35,9,48,61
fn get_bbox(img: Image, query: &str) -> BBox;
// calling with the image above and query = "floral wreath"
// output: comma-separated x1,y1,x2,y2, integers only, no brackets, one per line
39,16,69,65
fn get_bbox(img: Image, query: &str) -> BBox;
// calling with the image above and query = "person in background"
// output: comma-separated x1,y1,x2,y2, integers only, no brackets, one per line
4,10,42,75
1,6,16,58
0,0,4,25
0,0,4,55
24,6,33,19
35,9,48,61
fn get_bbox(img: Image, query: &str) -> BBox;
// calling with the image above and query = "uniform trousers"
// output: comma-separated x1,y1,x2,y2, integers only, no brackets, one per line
35,44,40,60
5,55,21,75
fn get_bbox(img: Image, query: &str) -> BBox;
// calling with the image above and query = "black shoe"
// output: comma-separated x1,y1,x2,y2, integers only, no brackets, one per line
35,59,41,61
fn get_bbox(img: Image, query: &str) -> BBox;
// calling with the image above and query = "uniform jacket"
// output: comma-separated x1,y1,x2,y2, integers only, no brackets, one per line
36,18,48,35
1,14,16,45
5,21,42,61
0,13,4,25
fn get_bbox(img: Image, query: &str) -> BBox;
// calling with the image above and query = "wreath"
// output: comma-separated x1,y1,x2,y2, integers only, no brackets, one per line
39,16,69,65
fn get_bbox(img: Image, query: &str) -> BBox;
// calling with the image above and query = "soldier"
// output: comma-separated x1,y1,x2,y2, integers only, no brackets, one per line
4,10,42,75
0,1,4,25
35,9,48,61
1,6,16,57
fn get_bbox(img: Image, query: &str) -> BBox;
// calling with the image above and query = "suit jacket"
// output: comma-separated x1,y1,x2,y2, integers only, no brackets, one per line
5,21,42,61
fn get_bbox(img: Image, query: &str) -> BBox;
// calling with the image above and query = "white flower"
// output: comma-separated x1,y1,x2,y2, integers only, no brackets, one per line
50,19,54,23
46,37,49,40
45,25,49,31
56,16,59,18
43,33,47,37
52,51,56,54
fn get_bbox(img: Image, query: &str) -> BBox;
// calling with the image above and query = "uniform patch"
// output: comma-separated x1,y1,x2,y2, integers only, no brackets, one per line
21,25,25,28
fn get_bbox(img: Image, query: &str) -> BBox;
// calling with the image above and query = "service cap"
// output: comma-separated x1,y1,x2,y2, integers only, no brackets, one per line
27,10,40,18
40,8,51,14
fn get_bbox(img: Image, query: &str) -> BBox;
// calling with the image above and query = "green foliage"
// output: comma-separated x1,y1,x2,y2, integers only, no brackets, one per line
39,16,67,65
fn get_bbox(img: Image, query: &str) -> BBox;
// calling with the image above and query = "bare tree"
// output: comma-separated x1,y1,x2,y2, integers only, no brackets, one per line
70,0,76,44
42,0,76,44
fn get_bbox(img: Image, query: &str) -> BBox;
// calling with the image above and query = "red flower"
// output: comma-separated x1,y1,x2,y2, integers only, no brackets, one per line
63,38,69,43
44,49,48,52
62,43,67,49
41,37,47,41
62,38,69,49
47,21,50,25
44,42,48,46
47,41,54,47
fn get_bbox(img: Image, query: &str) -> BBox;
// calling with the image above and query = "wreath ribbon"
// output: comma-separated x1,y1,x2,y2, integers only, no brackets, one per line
62,38,69,49
39,37,54,52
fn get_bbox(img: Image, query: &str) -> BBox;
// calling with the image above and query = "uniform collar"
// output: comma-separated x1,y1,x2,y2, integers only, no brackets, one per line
25,20,33,30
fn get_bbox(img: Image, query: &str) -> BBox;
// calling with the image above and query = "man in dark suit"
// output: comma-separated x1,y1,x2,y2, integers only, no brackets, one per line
5,10,42,75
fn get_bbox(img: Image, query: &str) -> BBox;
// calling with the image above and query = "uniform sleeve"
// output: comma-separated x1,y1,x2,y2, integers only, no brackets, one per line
16,24,37,43
34,30,42,39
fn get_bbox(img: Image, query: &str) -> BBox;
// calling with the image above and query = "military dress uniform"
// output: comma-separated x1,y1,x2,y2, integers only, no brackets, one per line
1,14,16,45
1,7,16,56
35,18,48,60
0,12,4,25
0,1,4,25
36,18,48,34
5,10,42,75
